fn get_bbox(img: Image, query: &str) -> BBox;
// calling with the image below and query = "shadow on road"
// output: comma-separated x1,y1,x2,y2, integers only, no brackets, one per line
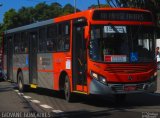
53,110,113,118
0,81,15,92
52,109,140,118
22,86,160,109
10,82,160,117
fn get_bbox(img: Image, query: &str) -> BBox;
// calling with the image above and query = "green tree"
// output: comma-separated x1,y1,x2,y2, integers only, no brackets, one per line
48,2,63,18
62,4,80,15
106,0,160,10
18,7,35,26
3,9,19,29
34,2,50,21
88,4,109,9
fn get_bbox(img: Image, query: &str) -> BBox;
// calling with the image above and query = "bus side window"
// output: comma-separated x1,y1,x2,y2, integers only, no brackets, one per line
21,32,28,53
57,22,70,51
64,24,70,50
14,33,21,54
39,28,46,52
47,24,57,52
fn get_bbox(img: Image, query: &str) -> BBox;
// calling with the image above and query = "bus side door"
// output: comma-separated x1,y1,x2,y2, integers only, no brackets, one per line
7,36,13,81
29,32,38,85
72,19,87,92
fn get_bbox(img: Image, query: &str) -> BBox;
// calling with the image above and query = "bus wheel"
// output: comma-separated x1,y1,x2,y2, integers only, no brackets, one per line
115,94,126,103
18,71,24,92
64,75,74,102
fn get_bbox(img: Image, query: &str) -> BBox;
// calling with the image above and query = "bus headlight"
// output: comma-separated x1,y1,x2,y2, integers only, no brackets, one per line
90,71,107,84
91,71,98,80
99,75,107,84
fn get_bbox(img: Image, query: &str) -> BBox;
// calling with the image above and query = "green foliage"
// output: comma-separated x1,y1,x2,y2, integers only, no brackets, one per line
3,9,19,29
88,4,109,9
49,2,63,18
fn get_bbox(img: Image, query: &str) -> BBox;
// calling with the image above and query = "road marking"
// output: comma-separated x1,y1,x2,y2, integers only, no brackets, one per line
17,92,24,96
40,104,53,109
23,96,31,99
30,100,40,104
52,110,64,113
14,90,19,92
15,90,64,113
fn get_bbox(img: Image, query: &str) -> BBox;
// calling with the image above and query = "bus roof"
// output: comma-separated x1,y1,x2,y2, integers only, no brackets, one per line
4,7,152,34
5,19,54,34
54,7,151,22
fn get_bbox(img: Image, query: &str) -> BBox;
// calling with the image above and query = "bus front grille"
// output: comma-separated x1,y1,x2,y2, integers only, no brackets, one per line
105,65,151,74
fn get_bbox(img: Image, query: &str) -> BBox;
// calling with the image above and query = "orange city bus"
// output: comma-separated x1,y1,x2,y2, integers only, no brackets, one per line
2,8,157,102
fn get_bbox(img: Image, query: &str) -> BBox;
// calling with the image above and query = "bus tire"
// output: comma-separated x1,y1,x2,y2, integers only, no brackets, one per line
115,94,126,103
17,71,25,92
64,75,74,102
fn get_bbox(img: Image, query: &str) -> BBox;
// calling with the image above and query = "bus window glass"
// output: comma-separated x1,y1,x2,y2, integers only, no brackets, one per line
39,28,46,52
64,23,70,50
14,33,21,53
90,25,154,63
21,32,28,53
47,25,57,52
57,24,63,51
57,22,70,51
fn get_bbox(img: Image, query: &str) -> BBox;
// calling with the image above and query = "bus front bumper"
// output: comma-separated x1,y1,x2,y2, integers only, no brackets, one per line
89,79,157,95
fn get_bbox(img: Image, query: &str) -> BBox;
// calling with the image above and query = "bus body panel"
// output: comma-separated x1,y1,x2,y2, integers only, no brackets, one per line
53,52,72,91
88,61,156,83
13,54,29,84
37,53,54,89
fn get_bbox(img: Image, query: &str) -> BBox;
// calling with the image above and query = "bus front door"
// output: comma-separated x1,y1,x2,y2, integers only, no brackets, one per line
29,32,38,85
72,25,87,92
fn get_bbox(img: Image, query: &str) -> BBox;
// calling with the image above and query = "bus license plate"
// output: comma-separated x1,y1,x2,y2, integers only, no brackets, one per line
124,86,136,91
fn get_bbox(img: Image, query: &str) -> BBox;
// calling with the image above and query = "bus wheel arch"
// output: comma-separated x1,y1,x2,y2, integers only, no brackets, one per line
59,71,75,102
17,68,22,83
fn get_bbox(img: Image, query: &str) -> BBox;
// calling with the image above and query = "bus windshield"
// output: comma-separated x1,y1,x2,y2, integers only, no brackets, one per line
89,25,155,63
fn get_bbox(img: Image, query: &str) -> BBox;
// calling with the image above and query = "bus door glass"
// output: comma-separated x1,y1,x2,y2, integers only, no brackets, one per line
29,32,38,84
72,19,87,91
7,36,13,80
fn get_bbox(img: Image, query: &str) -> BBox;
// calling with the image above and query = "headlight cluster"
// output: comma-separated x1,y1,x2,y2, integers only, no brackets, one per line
90,71,107,84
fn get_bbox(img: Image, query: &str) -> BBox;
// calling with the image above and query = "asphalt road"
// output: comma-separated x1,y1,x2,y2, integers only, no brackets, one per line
0,72,160,118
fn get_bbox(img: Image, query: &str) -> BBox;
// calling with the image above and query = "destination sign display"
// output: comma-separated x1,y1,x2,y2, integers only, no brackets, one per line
92,10,153,22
